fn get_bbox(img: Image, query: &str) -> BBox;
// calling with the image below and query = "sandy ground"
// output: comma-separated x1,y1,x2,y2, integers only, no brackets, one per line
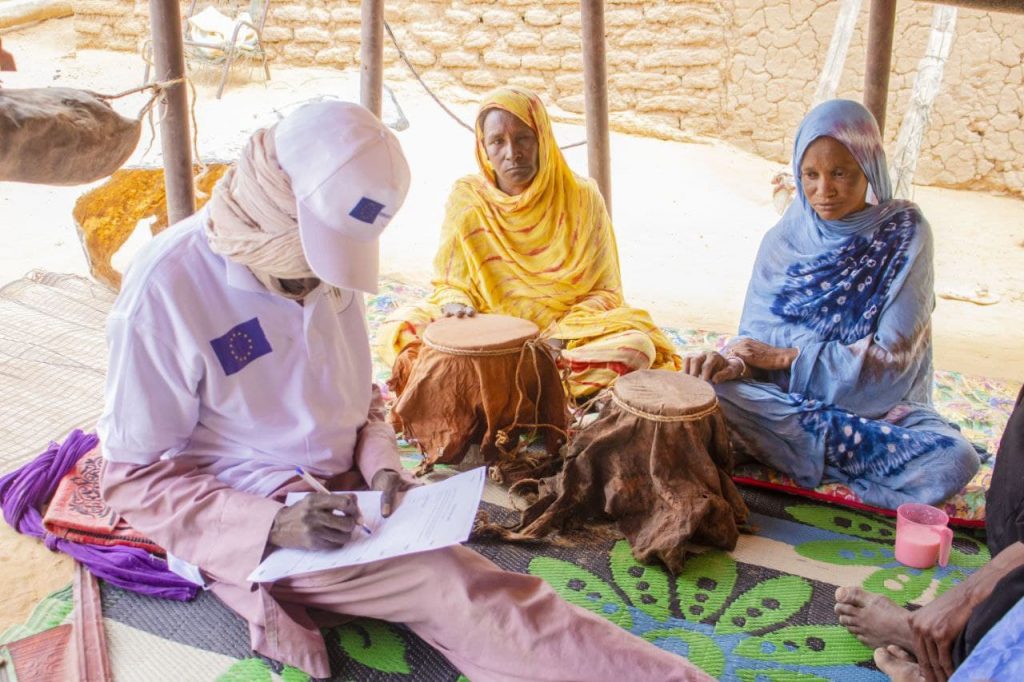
1,18,1022,633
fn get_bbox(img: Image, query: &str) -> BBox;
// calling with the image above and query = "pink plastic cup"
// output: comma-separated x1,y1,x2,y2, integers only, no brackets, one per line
894,503,953,569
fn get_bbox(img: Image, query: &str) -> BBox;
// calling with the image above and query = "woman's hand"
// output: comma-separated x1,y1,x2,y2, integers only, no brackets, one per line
727,338,798,372
268,493,359,550
441,303,476,318
683,350,745,384
371,469,419,517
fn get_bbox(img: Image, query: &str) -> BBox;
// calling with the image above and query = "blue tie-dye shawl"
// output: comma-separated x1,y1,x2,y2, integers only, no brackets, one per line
737,100,935,419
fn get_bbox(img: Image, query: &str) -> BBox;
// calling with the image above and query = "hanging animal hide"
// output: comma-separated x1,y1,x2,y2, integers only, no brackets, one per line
0,87,141,185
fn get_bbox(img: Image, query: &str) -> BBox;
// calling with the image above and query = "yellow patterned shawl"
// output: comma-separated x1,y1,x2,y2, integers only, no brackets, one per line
385,87,678,370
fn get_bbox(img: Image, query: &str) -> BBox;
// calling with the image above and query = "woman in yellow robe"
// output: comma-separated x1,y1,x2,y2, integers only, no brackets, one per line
377,86,679,398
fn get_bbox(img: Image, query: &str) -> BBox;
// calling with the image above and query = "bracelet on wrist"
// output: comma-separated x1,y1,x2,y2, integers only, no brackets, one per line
725,354,748,378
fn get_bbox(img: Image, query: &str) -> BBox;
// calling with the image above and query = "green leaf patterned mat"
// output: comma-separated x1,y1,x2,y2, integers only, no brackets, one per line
2,488,989,681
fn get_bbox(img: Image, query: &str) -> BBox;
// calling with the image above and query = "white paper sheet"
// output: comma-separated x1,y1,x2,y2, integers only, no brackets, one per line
248,467,486,582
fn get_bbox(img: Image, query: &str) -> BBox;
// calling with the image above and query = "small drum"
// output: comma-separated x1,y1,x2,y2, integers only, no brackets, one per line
491,370,748,574
392,313,568,477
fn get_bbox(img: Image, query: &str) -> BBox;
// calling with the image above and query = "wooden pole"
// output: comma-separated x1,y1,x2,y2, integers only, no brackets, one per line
864,0,897,135
580,0,612,216
915,0,1024,12
360,0,384,117
148,0,195,224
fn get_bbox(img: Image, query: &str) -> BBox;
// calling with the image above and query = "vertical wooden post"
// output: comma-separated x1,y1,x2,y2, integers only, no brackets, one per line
580,0,612,216
148,0,195,225
360,0,384,118
864,0,897,134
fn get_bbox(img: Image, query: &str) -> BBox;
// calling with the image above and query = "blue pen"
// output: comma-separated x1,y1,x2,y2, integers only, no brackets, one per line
294,467,373,535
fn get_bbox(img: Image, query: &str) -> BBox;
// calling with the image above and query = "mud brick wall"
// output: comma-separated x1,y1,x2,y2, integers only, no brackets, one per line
73,0,1024,196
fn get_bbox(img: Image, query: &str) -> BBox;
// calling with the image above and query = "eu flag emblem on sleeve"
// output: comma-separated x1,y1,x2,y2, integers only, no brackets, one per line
210,317,272,376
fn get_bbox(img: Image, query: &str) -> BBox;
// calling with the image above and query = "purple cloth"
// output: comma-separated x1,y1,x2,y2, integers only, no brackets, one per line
0,430,197,601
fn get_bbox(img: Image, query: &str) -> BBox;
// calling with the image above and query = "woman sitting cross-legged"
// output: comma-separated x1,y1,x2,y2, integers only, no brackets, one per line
683,99,979,510
376,86,679,400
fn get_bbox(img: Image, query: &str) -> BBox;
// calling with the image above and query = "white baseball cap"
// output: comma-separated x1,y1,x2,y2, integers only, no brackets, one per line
274,101,410,293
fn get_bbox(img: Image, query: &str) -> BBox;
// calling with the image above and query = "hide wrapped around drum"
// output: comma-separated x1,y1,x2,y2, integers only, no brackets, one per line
496,369,748,574
391,314,568,477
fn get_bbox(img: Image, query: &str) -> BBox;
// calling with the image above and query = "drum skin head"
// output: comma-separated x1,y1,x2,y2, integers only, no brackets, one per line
423,313,538,352
612,369,716,417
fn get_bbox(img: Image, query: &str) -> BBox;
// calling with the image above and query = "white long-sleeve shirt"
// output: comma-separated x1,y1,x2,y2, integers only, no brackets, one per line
98,211,375,495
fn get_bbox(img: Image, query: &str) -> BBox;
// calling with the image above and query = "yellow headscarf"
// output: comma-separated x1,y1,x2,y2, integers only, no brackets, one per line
426,87,678,368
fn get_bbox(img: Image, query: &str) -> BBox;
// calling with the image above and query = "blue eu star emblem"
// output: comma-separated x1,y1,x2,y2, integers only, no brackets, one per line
349,197,386,224
210,318,273,376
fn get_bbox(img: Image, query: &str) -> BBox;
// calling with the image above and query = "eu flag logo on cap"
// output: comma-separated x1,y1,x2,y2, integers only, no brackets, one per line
210,318,272,376
349,197,385,224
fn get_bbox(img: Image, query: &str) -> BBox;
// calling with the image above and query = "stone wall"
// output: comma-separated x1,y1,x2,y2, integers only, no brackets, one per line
725,1,1024,197
73,0,146,51
73,0,1024,196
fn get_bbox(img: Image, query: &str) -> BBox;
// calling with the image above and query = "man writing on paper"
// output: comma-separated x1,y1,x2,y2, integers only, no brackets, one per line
98,101,710,681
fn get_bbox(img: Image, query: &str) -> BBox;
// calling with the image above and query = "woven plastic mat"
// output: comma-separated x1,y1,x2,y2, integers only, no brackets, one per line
0,272,113,473
5,492,991,681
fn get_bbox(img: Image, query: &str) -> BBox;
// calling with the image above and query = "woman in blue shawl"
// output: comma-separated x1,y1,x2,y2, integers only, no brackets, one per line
684,99,979,510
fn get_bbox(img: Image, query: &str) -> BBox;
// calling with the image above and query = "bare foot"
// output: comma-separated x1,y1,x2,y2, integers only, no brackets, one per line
834,586,915,650
874,645,925,682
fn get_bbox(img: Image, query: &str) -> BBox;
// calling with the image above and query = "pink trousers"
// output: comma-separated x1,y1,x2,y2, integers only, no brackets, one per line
273,545,712,682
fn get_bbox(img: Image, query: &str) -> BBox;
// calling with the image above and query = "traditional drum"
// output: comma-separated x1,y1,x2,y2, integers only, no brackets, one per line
489,369,748,574
391,313,568,478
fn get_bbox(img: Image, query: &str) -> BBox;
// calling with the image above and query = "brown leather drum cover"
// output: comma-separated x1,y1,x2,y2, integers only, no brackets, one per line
393,314,567,473
493,369,749,574
0,87,141,185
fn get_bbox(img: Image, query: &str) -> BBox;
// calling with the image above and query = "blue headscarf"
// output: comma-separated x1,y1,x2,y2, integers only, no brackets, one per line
791,99,893,238
737,99,936,417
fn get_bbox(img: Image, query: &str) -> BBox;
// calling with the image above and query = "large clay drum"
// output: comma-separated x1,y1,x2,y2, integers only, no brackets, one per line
392,313,568,476
506,369,749,574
